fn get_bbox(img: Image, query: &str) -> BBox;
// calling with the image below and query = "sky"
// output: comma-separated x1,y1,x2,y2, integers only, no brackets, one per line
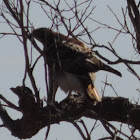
0,0,140,139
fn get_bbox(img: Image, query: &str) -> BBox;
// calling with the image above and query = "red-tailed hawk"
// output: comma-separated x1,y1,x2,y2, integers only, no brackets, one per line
32,28,122,102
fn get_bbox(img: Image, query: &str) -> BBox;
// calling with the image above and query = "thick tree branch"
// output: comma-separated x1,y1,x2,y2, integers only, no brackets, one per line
0,86,139,139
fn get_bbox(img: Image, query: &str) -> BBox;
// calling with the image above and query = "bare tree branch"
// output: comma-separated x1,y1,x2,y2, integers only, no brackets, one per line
0,0,140,139
0,86,139,139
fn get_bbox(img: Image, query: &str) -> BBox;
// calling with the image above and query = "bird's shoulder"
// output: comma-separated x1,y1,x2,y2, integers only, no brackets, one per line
52,31,91,54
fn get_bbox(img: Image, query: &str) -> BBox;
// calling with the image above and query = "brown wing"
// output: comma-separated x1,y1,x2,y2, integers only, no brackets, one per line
32,28,91,53
32,28,122,77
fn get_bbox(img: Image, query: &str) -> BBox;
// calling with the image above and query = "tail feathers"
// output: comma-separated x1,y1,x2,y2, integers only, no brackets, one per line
87,84,101,102
102,64,122,77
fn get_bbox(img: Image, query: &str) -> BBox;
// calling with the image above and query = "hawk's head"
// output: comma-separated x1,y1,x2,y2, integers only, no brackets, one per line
32,28,55,45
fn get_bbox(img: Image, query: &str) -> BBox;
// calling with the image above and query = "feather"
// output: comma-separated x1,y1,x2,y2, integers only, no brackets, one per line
32,28,122,102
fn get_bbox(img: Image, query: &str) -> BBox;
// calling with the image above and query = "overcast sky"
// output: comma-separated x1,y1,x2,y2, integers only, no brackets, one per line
0,0,139,139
